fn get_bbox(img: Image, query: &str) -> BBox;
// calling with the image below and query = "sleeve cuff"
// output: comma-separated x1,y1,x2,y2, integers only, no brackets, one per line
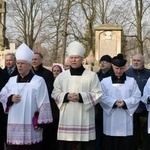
112,102,117,108
78,93,83,103
122,101,127,109
7,94,14,106
147,97,150,104
63,93,69,103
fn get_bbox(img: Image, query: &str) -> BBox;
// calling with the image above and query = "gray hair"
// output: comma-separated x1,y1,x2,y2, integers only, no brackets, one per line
5,53,16,60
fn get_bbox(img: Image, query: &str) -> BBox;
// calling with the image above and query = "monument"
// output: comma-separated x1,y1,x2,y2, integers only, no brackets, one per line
94,24,122,65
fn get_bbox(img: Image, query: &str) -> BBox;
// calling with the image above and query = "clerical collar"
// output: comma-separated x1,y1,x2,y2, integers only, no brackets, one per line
70,65,85,76
17,71,34,82
111,73,126,84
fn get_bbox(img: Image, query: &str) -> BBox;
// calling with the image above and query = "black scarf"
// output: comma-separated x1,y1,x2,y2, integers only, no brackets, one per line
111,72,126,84
17,71,34,82
70,65,85,76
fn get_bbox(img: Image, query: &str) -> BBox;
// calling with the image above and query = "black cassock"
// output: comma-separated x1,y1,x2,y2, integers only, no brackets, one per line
0,68,9,150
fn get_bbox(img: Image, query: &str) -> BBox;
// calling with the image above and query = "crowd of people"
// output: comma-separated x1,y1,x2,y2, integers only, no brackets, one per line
0,41,150,150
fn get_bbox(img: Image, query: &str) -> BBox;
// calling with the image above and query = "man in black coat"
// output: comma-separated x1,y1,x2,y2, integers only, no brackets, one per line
3,54,19,115
3,53,18,77
0,68,9,150
32,52,58,150
1,53,18,150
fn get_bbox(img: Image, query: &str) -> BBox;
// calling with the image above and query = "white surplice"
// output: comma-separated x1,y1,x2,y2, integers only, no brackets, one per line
0,75,53,145
100,76,141,136
142,78,150,134
51,69,102,141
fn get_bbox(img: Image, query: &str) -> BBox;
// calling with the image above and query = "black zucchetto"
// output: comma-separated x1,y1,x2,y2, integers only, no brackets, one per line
112,54,127,67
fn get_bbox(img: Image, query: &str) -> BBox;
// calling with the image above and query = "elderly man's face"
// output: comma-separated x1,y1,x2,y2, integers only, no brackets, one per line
132,55,144,70
69,55,83,69
16,60,31,77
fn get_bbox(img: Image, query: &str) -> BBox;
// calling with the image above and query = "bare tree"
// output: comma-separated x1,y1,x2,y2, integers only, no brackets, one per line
60,0,71,64
41,0,77,64
95,0,112,24
6,0,52,49
41,0,66,64
113,0,150,54
134,0,150,54
5,0,150,66
78,0,96,54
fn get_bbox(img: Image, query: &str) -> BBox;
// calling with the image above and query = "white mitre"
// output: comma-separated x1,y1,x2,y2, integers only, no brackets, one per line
67,41,85,57
16,43,34,63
